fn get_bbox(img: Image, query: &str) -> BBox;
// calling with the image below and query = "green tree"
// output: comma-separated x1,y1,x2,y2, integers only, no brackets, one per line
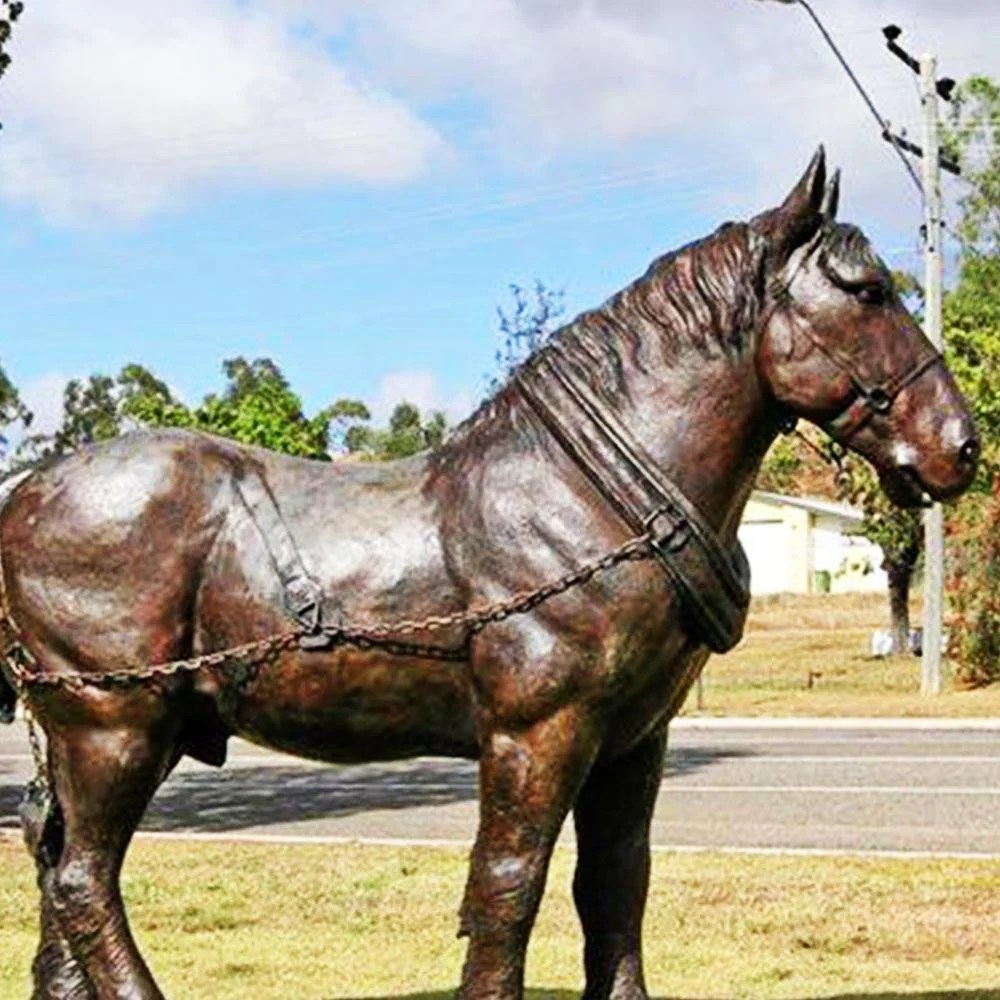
345,401,447,461
327,398,373,454
943,75,1000,255
19,358,372,463
933,76,1000,685
946,476,1000,687
17,373,123,461
840,461,923,656
17,356,445,465
185,358,341,459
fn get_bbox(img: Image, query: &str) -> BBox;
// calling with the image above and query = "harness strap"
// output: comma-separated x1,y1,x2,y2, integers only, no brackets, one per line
820,348,942,444
517,349,751,654
232,466,325,634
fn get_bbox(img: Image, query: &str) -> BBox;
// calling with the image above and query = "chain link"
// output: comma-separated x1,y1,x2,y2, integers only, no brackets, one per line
22,702,48,802
791,427,856,498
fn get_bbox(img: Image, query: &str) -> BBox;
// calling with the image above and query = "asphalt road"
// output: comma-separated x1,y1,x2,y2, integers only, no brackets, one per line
2,719,999,856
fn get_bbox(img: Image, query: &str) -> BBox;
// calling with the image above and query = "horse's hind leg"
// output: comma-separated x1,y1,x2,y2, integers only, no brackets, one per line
18,728,94,999
33,857,97,999
572,725,667,1000
40,718,175,1000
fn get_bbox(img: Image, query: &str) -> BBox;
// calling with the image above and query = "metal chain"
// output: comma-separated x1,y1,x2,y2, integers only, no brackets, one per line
1,531,656,693
22,701,48,802
791,426,856,498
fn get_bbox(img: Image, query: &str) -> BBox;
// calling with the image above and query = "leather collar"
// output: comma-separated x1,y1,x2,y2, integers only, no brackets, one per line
516,347,751,654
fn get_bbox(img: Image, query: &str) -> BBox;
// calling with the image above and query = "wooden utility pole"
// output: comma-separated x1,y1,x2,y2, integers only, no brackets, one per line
920,52,945,697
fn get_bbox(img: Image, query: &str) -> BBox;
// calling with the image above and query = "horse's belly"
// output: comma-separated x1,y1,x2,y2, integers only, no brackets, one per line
215,649,479,764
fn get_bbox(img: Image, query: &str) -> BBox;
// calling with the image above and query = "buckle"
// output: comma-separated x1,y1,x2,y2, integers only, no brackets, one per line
643,507,691,554
865,386,893,415
284,577,324,633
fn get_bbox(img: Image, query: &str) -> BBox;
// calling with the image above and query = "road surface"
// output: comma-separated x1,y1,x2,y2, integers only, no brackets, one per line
2,719,999,856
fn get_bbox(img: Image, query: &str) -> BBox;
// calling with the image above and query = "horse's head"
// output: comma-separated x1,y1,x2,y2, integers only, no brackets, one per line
753,148,979,507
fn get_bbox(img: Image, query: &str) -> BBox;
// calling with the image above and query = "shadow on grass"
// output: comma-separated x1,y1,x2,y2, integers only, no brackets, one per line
322,993,1000,1000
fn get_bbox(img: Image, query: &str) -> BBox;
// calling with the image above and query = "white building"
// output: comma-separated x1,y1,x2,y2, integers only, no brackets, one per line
738,491,888,596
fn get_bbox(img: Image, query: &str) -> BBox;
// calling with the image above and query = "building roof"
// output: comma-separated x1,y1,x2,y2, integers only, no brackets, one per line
750,490,864,523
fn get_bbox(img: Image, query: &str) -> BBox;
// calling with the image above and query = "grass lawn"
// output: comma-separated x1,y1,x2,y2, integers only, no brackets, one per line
682,594,1000,718
1,838,998,999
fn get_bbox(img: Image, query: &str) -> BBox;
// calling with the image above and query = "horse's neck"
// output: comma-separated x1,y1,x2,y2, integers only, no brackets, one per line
584,350,777,544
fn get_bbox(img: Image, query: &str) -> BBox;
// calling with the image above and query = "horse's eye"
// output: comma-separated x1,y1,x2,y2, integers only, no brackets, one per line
856,284,886,307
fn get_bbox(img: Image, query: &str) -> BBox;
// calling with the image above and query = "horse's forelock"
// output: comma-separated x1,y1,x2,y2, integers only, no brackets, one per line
821,222,887,276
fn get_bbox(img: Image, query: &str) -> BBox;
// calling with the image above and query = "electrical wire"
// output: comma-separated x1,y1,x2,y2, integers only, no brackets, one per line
792,0,925,198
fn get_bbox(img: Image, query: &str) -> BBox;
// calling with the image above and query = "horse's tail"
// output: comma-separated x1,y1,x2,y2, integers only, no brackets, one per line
0,469,34,723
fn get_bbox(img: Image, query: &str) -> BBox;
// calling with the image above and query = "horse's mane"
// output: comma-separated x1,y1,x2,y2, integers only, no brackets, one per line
444,220,764,450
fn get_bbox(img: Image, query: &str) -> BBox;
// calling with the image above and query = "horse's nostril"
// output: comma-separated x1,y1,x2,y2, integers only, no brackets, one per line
958,437,980,468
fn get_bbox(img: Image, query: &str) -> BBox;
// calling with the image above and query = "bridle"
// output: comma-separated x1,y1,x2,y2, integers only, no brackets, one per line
762,228,944,446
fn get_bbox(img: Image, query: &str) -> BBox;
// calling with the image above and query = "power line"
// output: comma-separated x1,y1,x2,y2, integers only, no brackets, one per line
787,0,925,196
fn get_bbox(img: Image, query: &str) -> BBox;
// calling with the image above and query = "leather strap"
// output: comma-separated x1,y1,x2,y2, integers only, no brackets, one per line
516,348,751,654
820,346,941,444
233,466,326,634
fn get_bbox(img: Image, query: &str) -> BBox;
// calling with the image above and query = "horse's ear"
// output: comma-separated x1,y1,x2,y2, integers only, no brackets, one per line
821,168,841,221
767,146,827,261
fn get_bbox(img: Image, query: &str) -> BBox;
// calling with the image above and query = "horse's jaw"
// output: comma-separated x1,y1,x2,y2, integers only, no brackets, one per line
877,458,978,509
877,465,934,509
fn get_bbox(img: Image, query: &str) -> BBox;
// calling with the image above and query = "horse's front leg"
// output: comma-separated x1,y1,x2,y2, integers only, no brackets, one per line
458,706,598,1000
572,724,667,1000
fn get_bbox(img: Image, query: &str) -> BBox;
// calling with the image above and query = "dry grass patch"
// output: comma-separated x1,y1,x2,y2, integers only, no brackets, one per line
684,594,1000,717
2,838,999,999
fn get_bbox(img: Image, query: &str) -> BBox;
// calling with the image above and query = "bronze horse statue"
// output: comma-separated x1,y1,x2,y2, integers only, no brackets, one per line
0,149,979,999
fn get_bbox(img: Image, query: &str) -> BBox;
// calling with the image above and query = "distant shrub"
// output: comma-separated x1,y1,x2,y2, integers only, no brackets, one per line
946,470,1000,688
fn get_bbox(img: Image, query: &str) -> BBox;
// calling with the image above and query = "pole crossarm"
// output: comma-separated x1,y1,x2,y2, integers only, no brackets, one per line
754,0,925,196
881,130,962,176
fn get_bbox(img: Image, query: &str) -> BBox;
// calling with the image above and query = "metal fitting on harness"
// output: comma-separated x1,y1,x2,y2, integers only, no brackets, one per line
643,507,692,555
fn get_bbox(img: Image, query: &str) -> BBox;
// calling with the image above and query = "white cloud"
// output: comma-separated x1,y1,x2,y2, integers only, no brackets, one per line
0,1,443,223
2,2,996,229
270,0,999,227
371,369,474,426
19,371,67,438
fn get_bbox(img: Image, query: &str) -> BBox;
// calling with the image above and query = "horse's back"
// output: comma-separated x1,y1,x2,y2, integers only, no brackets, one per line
0,429,449,685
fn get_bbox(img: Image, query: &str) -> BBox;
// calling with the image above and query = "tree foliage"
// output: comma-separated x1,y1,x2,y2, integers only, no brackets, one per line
938,75,1000,682
16,357,446,465
0,360,32,461
942,254,1000,484
840,458,923,656
492,281,564,389
942,75,1000,256
344,401,447,461
946,474,1000,687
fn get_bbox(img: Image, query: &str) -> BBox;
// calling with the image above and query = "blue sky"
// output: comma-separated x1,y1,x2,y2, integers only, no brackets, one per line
1,1,997,439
